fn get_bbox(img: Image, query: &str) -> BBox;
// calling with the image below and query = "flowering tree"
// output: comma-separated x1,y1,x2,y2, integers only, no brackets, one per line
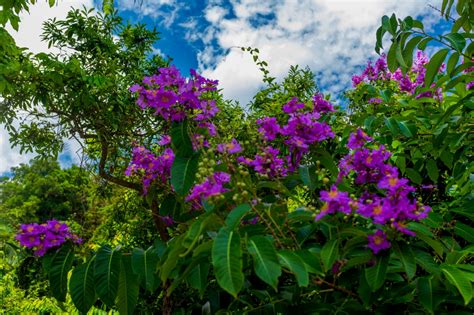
4,0,474,314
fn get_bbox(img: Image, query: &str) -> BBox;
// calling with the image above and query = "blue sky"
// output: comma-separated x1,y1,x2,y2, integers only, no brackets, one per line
1,0,450,174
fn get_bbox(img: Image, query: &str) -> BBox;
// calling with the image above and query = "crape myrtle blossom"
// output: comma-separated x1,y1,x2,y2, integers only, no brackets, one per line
352,51,442,100
129,66,219,136
186,172,231,209
313,93,335,113
319,129,431,254
238,146,287,178
217,138,242,154
16,220,81,257
125,146,175,194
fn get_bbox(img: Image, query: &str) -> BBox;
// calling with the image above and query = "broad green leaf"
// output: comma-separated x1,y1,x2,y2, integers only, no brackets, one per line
70,257,96,314
387,42,398,72
405,168,422,185
278,250,309,287
160,235,186,281
446,52,460,76
365,254,389,292
418,277,434,313
188,262,210,297
403,36,423,69
295,250,323,275
394,243,416,280
320,239,339,273
212,228,243,297
397,120,415,138
424,48,449,87
247,236,281,289
116,255,139,315
159,194,181,218
170,121,193,156
441,266,473,305
48,245,74,302
384,117,399,136
454,222,474,243
299,164,318,190
225,203,251,230
417,37,432,50
443,33,466,52
425,159,439,182
95,245,121,306
171,153,200,196
132,247,160,292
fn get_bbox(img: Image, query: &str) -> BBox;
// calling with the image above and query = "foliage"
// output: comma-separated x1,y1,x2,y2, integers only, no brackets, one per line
1,0,473,314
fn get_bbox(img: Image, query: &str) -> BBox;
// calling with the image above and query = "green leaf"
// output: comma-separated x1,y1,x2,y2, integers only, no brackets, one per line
443,33,466,52
320,239,339,273
299,164,318,190
446,52,460,76
225,203,251,230
384,117,399,136
102,0,114,15
132,247,160,292
116,255,139,315
159,194,181,218
247,236,281,289
424,48,449,87
394,243,416,280
418,277,434,313
403,36,423,69
69,257,96,314
188,262,210,297
417,37,432,50
95,245,121,306
365,254,389,292
405,168,422,185
49,0,56,6
441,266,473,305
387,42,398,72
425,159,439,182
454,222,474,243
171,121,193,156
278,250,309,287
171,153,200,196
212,228,243,297
48,245,74,302
397,120,415,138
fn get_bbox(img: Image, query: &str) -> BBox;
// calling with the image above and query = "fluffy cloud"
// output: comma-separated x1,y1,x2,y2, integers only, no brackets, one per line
116,0,185,27
196,0,443,106
0,0,93,174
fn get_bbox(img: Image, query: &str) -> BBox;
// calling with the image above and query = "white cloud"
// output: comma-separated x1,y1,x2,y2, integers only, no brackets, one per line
196,0,443,106
116,0,184,27
1,0,93,174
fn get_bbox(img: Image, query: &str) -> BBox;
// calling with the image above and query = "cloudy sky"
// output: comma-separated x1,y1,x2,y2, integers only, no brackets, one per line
1,0,448,174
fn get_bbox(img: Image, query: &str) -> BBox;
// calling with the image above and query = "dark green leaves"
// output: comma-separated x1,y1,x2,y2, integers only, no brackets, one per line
225,203,251,230
394,243,416,280
443,33,466,52
424,49,449,87
247,236,281,289
116,256,139,315
48,245,74,302
132,247,160,292
418,277,434,313
299,164,318,190
278,250,309,287
95,245,121,306
212,228,243,297
441,265,473,305
320,239,339,273
69,257,96,314
365,254,389,292
171,121,193,156
171,153,200,196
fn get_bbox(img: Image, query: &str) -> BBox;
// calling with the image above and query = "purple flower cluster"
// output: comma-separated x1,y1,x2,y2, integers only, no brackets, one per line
238,146,287,177
16,220,81,256
130,66,219,135
250,96,334,173
318,129,431,254
352,51,443,100
185,172,231,209
125,146,175,194
217,138,242,154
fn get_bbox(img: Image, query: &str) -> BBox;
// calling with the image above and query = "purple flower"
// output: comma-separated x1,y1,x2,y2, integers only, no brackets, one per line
368,97,382,104
282,97,305,114
347,129,372,150
256,117,280,141
243,146,287,178
185,172,231,209
316,186,352,220
352,75,364,87
158,135,171,146
217,138,242,154
312,93,335,113
367,230,391,254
